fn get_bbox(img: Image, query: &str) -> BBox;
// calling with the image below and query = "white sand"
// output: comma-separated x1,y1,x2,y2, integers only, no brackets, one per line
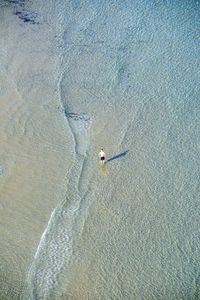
0,2,73,297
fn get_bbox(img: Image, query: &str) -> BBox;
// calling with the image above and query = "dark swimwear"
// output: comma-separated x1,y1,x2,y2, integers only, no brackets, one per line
101,157,105,161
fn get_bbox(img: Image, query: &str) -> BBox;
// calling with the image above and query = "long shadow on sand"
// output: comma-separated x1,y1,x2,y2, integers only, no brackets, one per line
105,150,129,164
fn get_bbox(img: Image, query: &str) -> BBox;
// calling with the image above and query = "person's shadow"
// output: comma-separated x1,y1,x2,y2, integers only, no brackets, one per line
105,150,129,164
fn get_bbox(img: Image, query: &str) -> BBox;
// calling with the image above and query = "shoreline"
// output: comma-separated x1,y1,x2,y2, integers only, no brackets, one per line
0,1,74,299
24,95,95,298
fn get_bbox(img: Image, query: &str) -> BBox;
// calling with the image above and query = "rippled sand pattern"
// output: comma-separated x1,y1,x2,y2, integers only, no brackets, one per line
1,0,200,299
0,1,73,299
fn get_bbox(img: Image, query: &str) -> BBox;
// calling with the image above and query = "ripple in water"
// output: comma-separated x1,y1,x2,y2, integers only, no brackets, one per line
0,164,5,175
24,112,93,299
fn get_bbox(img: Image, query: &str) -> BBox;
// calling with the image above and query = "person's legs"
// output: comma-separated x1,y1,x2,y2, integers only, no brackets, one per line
100,157,105,165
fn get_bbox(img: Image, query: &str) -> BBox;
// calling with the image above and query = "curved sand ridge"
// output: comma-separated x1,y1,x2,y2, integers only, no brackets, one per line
0,73,66,299
24,111,94,299
0,70,73,299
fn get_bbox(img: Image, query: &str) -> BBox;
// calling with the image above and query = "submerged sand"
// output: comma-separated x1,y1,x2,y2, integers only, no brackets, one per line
1,1,200,300
0,2,73,298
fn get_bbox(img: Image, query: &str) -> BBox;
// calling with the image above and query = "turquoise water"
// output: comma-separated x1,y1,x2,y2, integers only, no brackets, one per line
1,0,200,299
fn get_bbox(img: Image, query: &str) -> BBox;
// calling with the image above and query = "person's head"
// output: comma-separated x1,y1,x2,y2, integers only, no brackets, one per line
101,148,103,151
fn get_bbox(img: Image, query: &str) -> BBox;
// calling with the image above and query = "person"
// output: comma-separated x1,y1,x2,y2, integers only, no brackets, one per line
98,148,106,165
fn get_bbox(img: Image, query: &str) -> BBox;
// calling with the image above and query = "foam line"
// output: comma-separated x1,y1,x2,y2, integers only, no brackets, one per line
24,108,94,299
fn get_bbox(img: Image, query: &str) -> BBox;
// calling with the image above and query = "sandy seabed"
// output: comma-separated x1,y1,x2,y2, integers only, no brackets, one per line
1,1,200,299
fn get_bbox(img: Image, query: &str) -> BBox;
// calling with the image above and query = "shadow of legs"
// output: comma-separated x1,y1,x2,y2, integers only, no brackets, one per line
106,150,129,163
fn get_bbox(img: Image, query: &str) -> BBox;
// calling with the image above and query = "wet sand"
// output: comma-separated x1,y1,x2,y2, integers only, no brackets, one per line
1,1,200,299
0,2,73,298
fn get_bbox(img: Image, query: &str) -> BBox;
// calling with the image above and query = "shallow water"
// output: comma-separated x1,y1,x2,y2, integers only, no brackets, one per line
0,0,200,299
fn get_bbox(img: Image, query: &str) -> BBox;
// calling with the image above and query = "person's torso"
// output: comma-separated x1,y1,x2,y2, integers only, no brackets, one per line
99,151,105,157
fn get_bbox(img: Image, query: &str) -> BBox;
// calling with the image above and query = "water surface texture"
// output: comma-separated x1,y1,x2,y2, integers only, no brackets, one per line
0,0,200,299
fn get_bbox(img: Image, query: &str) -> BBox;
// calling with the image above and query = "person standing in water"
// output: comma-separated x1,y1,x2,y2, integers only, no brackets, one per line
99,148,106,165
